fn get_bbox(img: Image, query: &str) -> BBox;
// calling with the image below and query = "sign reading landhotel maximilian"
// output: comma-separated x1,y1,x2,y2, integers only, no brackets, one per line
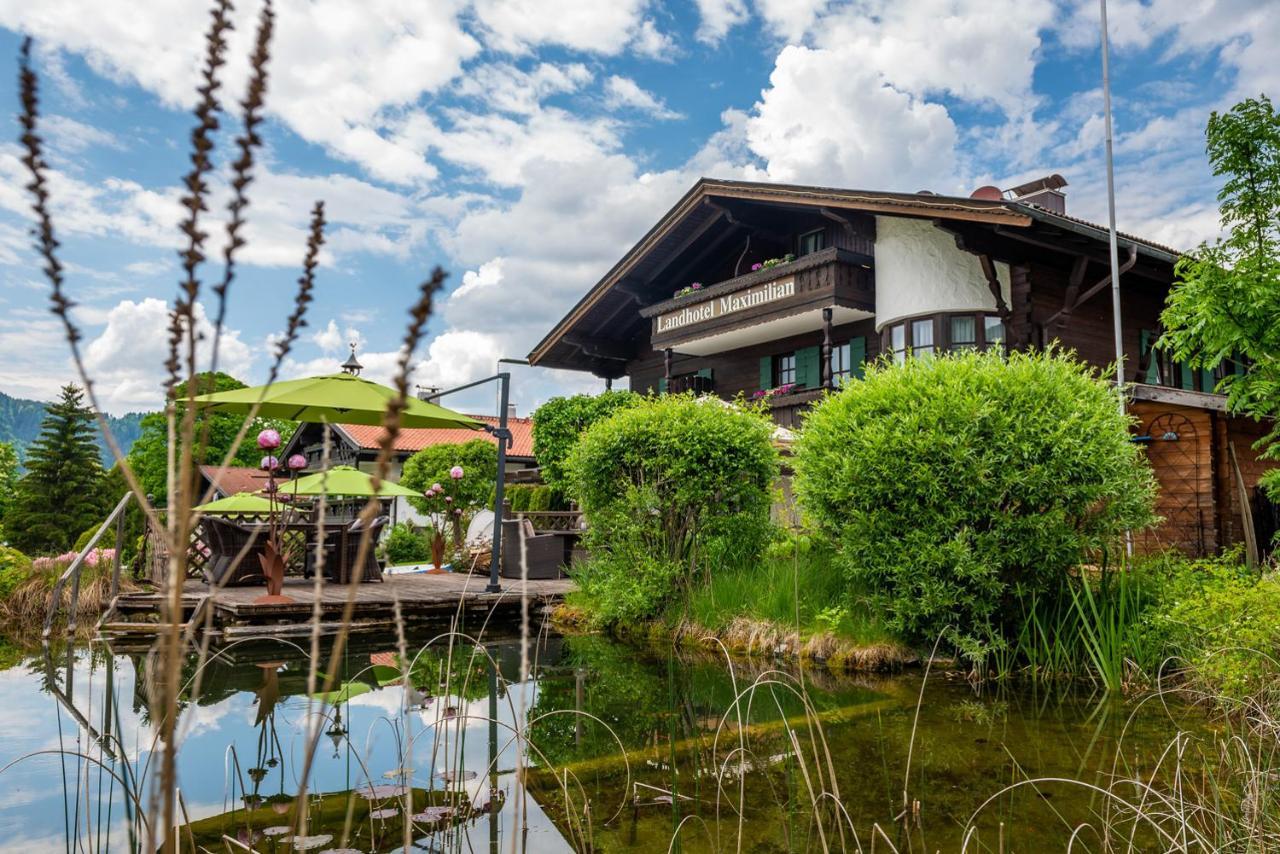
655,276,796,334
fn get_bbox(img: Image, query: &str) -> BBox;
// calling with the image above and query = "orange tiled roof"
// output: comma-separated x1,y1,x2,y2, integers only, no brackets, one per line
198,465,275,496
338,415,536,460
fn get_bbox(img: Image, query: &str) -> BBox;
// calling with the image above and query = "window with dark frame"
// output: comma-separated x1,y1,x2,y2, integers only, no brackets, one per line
774,352,796,386
831,341,852,384
798,228,826,256
911,318,935,357
889,323,906,364
950,315,977,349
884,312,1007,361
983,315,1005,348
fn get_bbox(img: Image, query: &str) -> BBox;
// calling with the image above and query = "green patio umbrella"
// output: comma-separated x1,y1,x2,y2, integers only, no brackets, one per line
273,465,421,498
190,372,483,430
195,493,276,514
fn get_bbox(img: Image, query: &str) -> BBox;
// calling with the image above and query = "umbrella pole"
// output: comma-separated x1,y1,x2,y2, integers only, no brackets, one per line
488,374,510,593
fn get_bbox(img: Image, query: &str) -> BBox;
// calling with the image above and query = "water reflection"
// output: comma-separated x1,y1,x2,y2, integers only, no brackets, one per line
0,632,1215,852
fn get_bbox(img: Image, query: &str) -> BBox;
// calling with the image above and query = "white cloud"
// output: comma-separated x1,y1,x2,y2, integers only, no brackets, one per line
82,297,254,411
455,62,593,115
742,45,960,191
694,0,750,44
630,18,678,59
753,0,831,43
396,107,623,188
813,0,1054,114
311,318,365,355
41,114,126,154
0,0,480,185
603,75,683,120
472,0,654,55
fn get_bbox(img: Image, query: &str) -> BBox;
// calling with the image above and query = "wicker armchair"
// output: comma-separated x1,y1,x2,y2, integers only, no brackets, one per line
202,516,269,586
499,516,563,580
328,515,388,583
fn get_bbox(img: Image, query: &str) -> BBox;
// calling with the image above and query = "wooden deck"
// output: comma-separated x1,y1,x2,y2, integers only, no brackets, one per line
106,572,576,642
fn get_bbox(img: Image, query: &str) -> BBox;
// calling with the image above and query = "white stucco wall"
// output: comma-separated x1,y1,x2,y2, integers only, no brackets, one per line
874,216,1011,330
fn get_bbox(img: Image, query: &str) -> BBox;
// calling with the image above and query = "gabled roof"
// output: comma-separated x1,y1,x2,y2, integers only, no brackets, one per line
527,177,1032,370
198,465,275,497
527,176,1184,373
335,415,536,461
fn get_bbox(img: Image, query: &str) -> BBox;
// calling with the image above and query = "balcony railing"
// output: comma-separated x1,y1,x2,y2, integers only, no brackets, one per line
666,373,716,395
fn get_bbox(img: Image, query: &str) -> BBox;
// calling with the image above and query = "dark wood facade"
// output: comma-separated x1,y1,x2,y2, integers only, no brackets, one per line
530,178,1276,556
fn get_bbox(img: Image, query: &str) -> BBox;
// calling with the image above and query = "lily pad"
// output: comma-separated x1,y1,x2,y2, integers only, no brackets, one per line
434,769,476,783
410,805,454,824
292,834,333,850
262,825,292,837
355,783,409,800
311,682,372,705
368,807,399,820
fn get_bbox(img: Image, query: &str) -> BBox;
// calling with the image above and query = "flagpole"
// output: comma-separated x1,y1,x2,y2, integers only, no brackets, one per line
1100,0,1125,399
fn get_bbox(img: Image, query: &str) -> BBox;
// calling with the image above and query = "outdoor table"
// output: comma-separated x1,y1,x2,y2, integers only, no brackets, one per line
201,517,384,586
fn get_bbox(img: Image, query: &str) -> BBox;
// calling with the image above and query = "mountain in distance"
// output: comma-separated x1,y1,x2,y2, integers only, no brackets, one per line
0,388,145,468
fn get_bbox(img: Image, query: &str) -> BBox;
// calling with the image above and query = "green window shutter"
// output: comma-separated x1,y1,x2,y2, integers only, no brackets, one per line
759,355,772,390
849,336,867,380
1178,362,1194,390
1139,330,1160,384
696,367,712,379
1200,368,1216,393
657,377,668,394
795,346,820,388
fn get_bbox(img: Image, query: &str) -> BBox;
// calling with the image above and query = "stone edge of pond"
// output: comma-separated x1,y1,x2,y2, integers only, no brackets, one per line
550,604,930,675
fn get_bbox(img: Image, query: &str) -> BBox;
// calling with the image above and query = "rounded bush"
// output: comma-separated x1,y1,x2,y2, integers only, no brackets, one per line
401,439,497,515
0,545,32,601
568,394,779,625
532,391,641,498
383,522,430,565
794,348,1157,654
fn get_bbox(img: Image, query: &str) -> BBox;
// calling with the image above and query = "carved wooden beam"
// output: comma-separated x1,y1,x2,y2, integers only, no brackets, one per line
1042,244,1138,328
1050,255,1090,336
978,253,1011,320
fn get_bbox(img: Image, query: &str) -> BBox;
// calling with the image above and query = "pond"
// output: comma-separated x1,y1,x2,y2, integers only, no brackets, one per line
0,629,1222,852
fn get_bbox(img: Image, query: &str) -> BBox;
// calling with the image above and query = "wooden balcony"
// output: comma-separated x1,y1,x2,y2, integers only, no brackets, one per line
641,247,874,356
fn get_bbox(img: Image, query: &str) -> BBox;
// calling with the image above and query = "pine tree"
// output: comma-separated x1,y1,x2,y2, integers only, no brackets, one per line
7,384,109,554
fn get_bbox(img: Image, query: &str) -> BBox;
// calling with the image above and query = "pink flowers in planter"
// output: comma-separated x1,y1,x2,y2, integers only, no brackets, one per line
751,262,763,272
33,548,116,573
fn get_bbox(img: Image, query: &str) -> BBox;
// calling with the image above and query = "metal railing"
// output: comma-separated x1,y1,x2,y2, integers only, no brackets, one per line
43,491,134,638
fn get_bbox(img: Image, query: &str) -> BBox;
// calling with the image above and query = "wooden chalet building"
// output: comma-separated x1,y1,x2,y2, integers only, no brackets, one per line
529,176,1277,557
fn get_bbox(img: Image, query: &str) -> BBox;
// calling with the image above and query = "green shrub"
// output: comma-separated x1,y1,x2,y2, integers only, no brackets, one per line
383,522,430,565
73,523,117,554
401,439,497,516
1135,551,1280,701
568,394,779,626
794,348,1157,655
506,484,532,512
528,485,552,512
0,545,32,600
532,391,641,498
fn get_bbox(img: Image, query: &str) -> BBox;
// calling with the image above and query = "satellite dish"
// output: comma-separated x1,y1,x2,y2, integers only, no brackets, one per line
970,185,1003,201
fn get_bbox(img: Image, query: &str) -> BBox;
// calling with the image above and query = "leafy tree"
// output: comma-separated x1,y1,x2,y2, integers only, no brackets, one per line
400,439,498,516
793,349,1157,657
1160,95,1280,494
531,390,641,498
0,441,18,538
127,372,293,503
6,385,110,554
567,394,778,626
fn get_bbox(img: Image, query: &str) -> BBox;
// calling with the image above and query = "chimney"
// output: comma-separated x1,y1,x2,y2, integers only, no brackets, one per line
506,403,518,422
1006,174,1068,214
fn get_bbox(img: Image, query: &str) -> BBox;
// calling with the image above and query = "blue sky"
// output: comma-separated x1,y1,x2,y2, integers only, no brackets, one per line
0,0,1274,415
